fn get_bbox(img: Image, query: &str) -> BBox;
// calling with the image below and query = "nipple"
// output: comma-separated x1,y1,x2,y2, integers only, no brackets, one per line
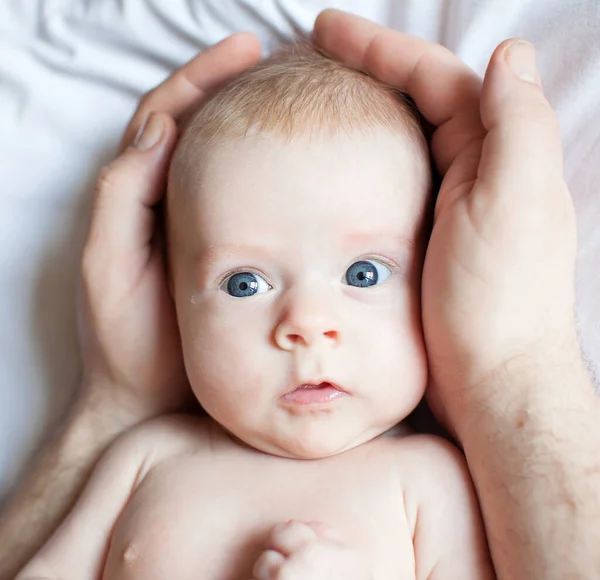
121,543,139,566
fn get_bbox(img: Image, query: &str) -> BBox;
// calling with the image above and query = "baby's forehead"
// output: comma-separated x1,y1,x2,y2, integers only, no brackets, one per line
169,129,431,255
185,127,425,193
167,41,434,231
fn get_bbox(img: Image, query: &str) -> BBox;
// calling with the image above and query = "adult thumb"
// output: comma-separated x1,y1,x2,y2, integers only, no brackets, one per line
478,40,566,206
83,112,177,266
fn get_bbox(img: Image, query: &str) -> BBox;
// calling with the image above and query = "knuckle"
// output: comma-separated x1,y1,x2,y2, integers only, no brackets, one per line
252,549,284,578
93,154,138,200
270,520,291,537
287,519,309,531
95,162,120,194
506,94,560,130
275,519,307,536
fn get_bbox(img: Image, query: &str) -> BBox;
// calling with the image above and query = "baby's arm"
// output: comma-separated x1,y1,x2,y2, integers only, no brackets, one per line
402,435,495,580
16,415,196,580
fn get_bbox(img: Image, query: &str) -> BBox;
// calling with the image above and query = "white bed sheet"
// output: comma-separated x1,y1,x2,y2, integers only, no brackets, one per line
1,0,599,501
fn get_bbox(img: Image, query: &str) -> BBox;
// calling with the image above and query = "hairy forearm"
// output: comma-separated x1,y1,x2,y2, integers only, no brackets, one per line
0,384,144,580
460,351,600,580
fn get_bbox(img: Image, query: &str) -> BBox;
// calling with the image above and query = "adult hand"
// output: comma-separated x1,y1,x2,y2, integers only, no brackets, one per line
77,33,262,421
314,10,600,580
314,10,584,434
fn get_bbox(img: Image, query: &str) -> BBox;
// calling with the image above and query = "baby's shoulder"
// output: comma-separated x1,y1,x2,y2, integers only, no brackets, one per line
115,413,214,472
126,412,211,444
385,434,492,577
387,433,476,517
384,432,470,490
387,431,462,459
373,434,475,539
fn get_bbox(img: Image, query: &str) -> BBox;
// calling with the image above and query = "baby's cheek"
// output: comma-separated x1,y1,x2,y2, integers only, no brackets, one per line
359,294,427,389
182,305,272,413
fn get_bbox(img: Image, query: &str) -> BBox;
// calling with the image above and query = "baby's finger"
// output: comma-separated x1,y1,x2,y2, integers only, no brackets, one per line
304,520,345,543
265,520,318,556
251,549,285,580
82,113,176,276
478,39,566,204
120,33,262,152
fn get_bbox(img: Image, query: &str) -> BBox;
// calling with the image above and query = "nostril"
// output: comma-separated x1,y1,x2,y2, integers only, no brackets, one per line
279,330,338,348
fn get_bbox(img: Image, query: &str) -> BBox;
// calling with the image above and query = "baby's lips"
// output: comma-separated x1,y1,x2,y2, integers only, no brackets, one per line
280,379,349,397
280,382,348,405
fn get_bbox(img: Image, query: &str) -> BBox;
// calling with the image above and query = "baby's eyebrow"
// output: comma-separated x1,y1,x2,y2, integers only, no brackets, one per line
192,234,415,271
197,236,414,258
194,243,274,265
341,232,415,251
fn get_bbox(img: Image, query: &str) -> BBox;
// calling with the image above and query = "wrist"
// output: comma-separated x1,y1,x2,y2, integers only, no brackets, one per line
454,346,599,471
453,348,600,580
74,376,153,438
451,334,591,438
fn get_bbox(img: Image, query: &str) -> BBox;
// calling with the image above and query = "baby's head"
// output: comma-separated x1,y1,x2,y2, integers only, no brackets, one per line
166,42,433,459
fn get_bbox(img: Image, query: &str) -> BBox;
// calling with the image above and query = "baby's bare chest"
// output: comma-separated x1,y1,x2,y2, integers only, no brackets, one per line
102,437,415,580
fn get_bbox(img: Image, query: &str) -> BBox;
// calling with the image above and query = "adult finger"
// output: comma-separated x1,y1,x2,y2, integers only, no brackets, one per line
313,9,485,176
84,112,176,275
478,39,566,201
119,32,262,152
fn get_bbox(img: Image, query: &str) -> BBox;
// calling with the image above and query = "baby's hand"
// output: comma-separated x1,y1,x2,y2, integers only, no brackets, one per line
252,520,372,580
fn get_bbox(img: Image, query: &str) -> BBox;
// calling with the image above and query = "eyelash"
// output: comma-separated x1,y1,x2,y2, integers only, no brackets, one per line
218,256,399,286
218,266,271,288
350,255,398,273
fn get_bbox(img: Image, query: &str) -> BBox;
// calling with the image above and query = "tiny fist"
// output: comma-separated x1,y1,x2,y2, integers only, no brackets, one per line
266,520,319,555
252,549,285,580
253,520,370,580
304,521,345,543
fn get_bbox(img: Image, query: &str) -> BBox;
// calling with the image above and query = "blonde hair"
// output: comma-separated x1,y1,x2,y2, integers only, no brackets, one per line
172,40,425,162
165,41,431,277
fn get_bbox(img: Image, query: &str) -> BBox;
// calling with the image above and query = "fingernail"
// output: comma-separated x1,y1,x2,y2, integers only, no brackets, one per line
506,40,538,84
133,112,164,150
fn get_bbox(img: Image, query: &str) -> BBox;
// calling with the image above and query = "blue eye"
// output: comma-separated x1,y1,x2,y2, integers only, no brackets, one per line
222,272,271,297
345,260,391,288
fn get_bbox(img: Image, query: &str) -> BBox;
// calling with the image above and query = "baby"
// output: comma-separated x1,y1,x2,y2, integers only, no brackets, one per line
18,43,494,580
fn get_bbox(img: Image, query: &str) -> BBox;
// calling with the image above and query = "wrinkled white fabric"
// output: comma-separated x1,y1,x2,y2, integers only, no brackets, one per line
1,0,599,500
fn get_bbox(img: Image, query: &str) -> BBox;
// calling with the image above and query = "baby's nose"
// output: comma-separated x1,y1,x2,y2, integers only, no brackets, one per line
274,294,341,350
277,327,339,349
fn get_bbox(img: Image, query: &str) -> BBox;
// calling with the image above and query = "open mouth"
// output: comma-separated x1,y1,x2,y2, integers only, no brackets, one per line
281,382,347,406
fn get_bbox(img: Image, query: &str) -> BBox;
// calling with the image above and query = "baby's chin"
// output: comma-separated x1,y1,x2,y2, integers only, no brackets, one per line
224,420,400,460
